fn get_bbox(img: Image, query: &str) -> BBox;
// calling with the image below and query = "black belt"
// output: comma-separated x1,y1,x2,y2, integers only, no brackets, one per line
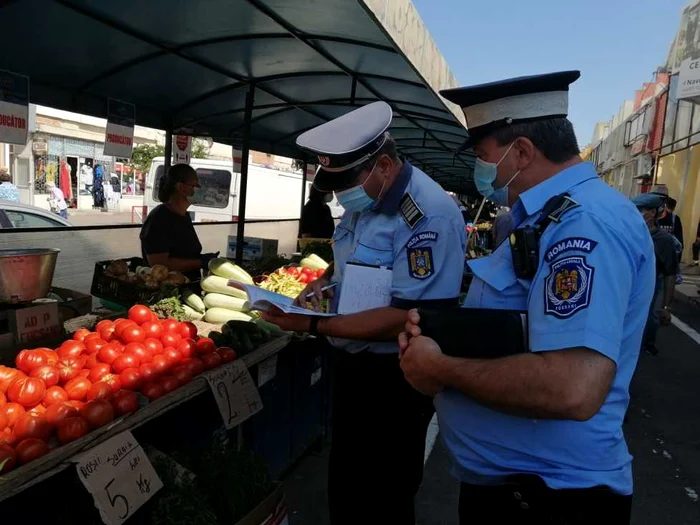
459,475,632,524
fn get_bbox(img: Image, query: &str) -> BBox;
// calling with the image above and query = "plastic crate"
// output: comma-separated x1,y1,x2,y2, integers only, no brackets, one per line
90,257,164,308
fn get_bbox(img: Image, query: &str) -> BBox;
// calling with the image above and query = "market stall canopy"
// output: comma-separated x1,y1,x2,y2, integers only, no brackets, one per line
0,0,475,193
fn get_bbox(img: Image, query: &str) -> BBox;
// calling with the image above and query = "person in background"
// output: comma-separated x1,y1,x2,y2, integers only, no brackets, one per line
46,181,68,219
491,207,513,246
657,197,684,283
693,220,700,265
299,185,335,239
140,164,217,282
0,167,19,202
632,193,678,356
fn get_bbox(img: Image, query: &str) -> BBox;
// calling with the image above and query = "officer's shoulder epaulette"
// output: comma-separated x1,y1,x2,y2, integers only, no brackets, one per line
399,193,424,229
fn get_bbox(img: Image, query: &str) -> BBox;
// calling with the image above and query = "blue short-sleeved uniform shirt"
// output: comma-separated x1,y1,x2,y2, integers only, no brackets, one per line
329,161,467,354
434,162,655,495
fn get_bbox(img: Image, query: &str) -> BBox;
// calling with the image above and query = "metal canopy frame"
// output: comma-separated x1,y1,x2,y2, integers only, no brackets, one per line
2,0,472,193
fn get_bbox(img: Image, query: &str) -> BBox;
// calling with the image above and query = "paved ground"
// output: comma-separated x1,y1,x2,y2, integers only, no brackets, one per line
66,209,135,226
284,282,700,524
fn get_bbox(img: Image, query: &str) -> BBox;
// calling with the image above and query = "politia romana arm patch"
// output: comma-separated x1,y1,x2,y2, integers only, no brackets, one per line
407,246,434,279
544,256,594,318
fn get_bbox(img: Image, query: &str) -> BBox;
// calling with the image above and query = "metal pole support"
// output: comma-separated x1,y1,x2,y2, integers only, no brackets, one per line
235,85,255,264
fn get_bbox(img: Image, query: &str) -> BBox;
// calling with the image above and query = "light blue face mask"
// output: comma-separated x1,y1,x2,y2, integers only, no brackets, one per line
335,161,381,213
472,142,520,206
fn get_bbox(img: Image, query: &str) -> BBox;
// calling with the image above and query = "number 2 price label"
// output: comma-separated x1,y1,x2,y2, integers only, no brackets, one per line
74,431,163,525
207,360,263,429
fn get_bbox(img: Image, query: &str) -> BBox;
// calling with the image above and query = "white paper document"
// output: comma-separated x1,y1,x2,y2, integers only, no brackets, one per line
337,263,393,315
228,281,336,317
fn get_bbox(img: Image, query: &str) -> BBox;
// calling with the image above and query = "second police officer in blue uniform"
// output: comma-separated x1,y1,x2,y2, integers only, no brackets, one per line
263,101,467,524
398,71,656,524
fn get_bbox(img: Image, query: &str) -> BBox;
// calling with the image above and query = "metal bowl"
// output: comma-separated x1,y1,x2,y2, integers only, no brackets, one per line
0,249,60,303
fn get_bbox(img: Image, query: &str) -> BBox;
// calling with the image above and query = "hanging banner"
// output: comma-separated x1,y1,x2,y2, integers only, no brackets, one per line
232,149,243,173
0,69,29,145
104,98,135,158
173,135,192,164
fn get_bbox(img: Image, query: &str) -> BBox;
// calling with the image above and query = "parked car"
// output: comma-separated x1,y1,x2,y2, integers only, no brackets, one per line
0,202,72,228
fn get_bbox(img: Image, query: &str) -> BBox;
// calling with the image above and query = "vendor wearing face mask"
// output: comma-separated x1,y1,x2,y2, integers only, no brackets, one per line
396,72,656,524
140,163,217,282
263,101,466,525
299,185,335,239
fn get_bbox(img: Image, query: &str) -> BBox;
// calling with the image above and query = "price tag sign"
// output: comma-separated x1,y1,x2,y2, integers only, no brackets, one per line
257,355,278,388
75,431,163,525
207,360,263,429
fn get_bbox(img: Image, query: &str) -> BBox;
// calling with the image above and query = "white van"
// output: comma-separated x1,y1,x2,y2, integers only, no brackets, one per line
143,157,342,222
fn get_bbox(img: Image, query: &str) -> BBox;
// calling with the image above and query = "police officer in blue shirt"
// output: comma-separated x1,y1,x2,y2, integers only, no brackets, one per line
263,101,467,524
397,72,655,524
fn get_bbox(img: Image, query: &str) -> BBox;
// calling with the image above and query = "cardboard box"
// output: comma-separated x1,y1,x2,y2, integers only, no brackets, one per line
235,483,288,525
51,286,93,321
7,302,63,348
227,237,279,261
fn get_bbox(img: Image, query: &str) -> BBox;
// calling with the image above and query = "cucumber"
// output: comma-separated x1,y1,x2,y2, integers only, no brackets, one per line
203,293,248,312
182,289,206,313
204,308,252,324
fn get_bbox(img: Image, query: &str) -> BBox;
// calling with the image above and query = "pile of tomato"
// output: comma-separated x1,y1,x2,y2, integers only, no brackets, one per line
277,266,325,284
0,304,236,474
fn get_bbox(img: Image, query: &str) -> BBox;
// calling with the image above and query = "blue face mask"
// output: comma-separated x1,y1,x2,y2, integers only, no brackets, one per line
335,161,381,213
472,142,520,205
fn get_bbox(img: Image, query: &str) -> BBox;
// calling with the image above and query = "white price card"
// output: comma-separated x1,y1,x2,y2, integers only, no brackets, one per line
207,360,263,429
74,431,163,525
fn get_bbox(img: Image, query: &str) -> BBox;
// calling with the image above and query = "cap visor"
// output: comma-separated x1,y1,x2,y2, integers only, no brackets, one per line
313,168,359,192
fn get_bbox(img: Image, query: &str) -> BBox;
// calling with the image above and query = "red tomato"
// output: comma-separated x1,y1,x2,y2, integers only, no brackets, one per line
216,347,237,363
64,377,92,401
15,349,49,374
182,357,205,377
141,381,164,400
56,416,89,444
88,363,112,383
83,352,100,370
43,386,69,407
178,322,198,340
83,332,101,342
57,357,82,383
159,376,179,394
99,326,116,342
66,399,86,412
195,338,216,355
142,321,164,340
87,382,114,401
57,340,85,359
163,347,182,366
0,428,17,447
150,311,160,323
128,305,153,325
1,402,25,427
15,438,49,464
72,328,91,341
112,353,140,374
144,338,164,355
301,266,314,276
125,343,151,364
172,366,193,386
112,341,126,353
0,444,17,473
111,390,139,416
95,320,114,332
82,400,114,429
298,273,309,283
286,266,300,277
99,374,122,394
0,410,6,429
114,319,136,338
78,369,91,378
121,325,146,344
0,391,5,408
161,332,181,348
119,368,142,391
29,365,60,387
84,338,108,354
161,318,180,333
13,412,52,441
151,354,171,375
0,367,25,394
138,363,159,384
39,349,59,366
201,352,222,370
177,339,196,359
97,345,121,365
28,404,47,415
7,377,46,407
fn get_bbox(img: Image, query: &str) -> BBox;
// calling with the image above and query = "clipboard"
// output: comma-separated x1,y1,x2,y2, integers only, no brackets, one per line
337,262,393,315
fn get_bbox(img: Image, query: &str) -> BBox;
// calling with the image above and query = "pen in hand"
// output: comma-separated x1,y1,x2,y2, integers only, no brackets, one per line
305,282,338,298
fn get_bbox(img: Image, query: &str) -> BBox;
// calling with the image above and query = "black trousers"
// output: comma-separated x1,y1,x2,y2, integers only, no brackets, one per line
458,477,632,525
328,349,435,525
693,240,700,261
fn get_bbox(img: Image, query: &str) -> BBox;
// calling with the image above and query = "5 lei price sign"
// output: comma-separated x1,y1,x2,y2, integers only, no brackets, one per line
207,360,263,429
74,431,163,525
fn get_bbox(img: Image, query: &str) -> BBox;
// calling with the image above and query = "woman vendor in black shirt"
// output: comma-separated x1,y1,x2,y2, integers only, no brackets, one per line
140,164,217,282
299,186,335,239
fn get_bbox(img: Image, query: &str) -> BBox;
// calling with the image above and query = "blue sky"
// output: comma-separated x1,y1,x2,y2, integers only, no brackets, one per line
413,0,687,146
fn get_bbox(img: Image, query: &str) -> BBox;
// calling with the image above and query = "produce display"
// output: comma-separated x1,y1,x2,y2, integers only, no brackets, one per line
0,304,243,474
104,260,188,290
208,319,283,356
258,254,328,299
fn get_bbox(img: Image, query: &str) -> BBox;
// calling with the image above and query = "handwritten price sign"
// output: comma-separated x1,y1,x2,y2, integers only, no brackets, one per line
207,360,263,429
75,431,163,525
